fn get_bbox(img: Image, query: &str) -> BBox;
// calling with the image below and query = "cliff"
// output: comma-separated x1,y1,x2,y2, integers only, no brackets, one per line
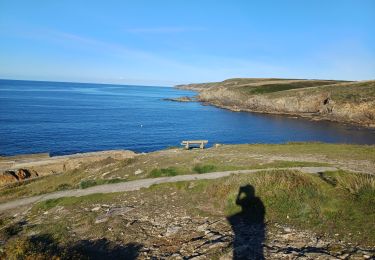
176,78,375,127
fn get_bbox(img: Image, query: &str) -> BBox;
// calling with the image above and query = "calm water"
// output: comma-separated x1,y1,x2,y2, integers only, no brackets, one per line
0,79,374,156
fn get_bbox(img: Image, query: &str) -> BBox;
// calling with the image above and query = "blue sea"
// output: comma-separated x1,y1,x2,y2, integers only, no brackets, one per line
0,79,374,156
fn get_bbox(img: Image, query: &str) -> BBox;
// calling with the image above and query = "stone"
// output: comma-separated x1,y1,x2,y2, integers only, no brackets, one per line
107,206,134,216
283,227,292,233
165,225,182,236
95,215,108,224
135,169,143,175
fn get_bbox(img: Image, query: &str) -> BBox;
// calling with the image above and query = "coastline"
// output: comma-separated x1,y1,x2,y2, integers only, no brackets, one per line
1,142,375,187
176,78,375,129
199,100,375,129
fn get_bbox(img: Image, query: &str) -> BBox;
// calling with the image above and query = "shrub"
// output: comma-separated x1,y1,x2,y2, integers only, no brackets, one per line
56,183,73,191
193,164,217,174
79,180,97,189
149,167,179,177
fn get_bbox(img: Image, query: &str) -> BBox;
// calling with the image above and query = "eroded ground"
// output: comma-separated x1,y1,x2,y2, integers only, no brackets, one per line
0,143,374,259
1,169,374,259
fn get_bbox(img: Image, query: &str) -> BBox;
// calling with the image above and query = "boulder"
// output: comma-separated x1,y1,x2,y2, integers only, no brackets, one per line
16,169,31,180
0,168,39,185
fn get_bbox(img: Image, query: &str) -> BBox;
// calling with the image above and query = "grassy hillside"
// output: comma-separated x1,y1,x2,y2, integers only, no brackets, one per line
177,78,375,127
1,169,374,258
0,142,374,203
0,143,374,258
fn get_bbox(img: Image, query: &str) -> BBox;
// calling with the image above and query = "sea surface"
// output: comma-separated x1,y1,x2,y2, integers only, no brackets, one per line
1,79,375,156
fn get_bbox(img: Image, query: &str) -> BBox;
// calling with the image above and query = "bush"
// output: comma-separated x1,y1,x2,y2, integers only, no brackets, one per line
79,180,97,189
149,167,179,177
193,164,217,174
56,183,73,191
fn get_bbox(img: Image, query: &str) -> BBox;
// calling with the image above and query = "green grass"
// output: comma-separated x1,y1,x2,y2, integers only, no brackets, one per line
162,169,375,245
149,167,181,177
147,169,375,245
238,80,339,94
328,81,375,103
79,178,127,189
0,142,373,204
193,164,217,173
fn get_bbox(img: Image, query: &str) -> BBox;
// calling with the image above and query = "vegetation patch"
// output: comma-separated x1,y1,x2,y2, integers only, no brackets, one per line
149,167,181,177
238,81,339,94
0,143,373,204
253,160,328,169
79,178,127,189
56,183,74,191
193,164,217,173
147,169,375,245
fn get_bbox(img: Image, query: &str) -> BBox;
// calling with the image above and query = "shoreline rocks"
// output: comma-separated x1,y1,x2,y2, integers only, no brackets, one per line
163,96,196,102
176,79,375,128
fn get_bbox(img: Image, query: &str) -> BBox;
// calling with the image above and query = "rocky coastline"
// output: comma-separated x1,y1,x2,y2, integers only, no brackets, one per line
162,96,196,102
176,78,375,128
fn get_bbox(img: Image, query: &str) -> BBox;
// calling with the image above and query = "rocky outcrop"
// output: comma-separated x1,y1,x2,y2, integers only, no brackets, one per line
0,168,39,185
163,96,196,102
0,150,136,177
177,79,375,128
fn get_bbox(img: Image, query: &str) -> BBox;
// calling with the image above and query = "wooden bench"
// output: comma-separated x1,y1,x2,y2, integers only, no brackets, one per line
181,140,208,149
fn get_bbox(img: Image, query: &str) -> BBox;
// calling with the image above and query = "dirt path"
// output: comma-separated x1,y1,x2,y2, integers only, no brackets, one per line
0,166,337,212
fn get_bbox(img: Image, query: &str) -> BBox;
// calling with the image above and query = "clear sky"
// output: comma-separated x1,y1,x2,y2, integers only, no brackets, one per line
0,0,374,86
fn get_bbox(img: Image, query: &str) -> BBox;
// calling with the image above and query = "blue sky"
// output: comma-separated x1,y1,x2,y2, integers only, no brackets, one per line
0,0,374,86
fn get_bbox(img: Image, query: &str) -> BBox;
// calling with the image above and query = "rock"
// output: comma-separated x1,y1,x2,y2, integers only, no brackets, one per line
101,171,110,177
91,206,101,212
107,206,134,216
165,225,182,236
95,215,108,224
339,253,350,259
134,169,143,175
283,227,292,233
163,96,195,102
16,169,31,180
197,224,208,232
0,173,17,185
0,168,38,185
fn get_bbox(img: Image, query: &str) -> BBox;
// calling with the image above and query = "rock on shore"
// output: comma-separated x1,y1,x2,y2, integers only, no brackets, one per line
0,150,136,186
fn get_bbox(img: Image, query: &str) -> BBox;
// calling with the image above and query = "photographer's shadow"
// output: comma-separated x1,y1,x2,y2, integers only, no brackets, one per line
227,185,266,260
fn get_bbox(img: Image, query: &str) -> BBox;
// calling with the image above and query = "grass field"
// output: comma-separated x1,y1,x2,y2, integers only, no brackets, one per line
0,142,374,204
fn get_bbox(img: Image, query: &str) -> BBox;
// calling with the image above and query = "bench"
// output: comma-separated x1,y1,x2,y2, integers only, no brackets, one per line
181,140,208,149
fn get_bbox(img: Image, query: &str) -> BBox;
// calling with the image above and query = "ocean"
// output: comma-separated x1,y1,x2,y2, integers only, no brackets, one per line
1,79,374,156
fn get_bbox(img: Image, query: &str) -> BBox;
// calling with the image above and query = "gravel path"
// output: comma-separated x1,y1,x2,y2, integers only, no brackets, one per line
0,166,337,212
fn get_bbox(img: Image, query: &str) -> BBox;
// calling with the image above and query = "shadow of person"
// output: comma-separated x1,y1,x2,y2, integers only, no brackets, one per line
227,184,266,260
72,238,143,259
2,234,143,260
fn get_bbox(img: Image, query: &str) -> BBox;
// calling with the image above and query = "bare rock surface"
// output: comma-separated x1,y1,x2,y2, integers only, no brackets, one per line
0,150,136,176
3,194,372,259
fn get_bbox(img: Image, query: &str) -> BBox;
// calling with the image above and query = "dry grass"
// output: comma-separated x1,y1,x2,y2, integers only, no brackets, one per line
1,142,374,203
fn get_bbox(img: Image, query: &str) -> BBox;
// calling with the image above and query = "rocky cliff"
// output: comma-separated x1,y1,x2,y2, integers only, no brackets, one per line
177,78,375,127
